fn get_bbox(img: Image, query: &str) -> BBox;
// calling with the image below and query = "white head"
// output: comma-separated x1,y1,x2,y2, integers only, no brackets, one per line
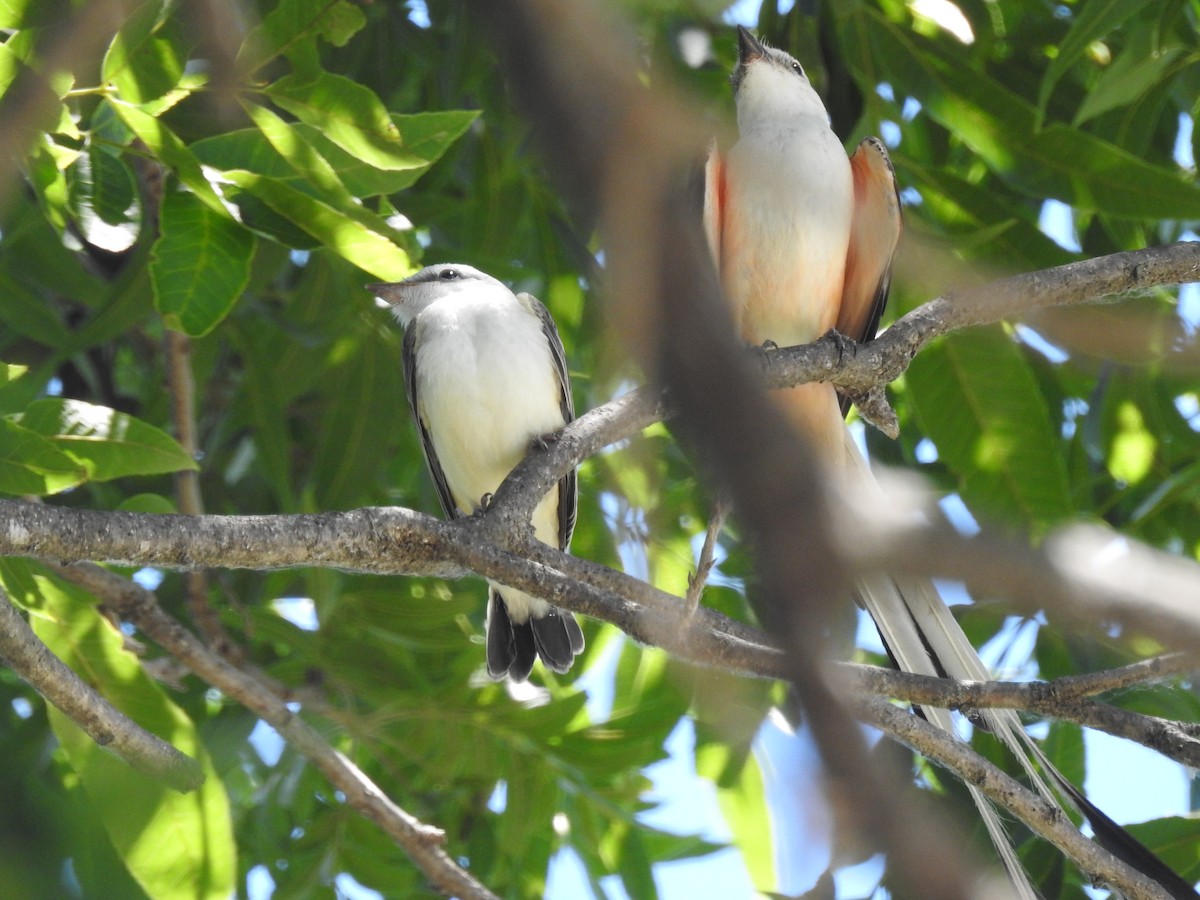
730,26,830,128
368,263,506,326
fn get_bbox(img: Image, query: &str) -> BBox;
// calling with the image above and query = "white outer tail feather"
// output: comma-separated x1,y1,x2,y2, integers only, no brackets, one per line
846,430,1065,900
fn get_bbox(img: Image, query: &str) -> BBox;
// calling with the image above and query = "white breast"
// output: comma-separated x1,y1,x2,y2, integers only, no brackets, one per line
722,115,853,345
413,290,565,547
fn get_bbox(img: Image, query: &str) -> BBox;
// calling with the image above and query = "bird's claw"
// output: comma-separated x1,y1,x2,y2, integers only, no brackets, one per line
822,327,858,364
530,429,561,452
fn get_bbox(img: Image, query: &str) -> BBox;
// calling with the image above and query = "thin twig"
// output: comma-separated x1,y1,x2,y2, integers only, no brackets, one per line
164,328,236,657
685,499,729,616
841,658,1200,768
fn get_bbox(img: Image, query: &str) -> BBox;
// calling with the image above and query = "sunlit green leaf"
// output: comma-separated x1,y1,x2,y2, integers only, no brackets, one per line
0,418,86,495
102,0,187,104
1105,400,1157,485
237,0,366,72
28,574,236,900
151,188,255,336
907,327,1074,529
110,100,231,219
264,71,421,172
20,398,197,479
0,363,28,385
222,169,409,279
191,110,479,197
697,742,774,891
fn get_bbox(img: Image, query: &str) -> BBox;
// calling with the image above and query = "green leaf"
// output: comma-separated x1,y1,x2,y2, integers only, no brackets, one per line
907,327,1074,529
27,574,236,900
0,0,70,28
222,169,410,279
1041,720,1085,793
309,334,405,509
842,11,1200,220
1038,0,1152,121
20,398,197,480
1125,817,1200,883
110,100,231,219
151,188,255,336
116,492,178,514
0,270,70,346
238,0,366,72
265,72,423,172
316,109,481,195
0,417,86,494
191,110,479,197
69,146,138,225
0,363,28,385
1073,45,1185,126
102,0,187,104
28,142,72,233
240,98,347,196
696,741,774,891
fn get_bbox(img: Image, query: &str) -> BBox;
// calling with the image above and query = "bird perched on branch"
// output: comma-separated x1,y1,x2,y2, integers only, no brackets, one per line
704,25,1196,899
370,264,584,682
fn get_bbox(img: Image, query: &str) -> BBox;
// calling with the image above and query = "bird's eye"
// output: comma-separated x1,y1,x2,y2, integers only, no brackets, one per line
791,62,804,77
439,269,459,280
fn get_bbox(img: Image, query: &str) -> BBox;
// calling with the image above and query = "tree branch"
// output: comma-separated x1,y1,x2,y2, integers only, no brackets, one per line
0,583,204,792
842,656,1200,769
855,696,1173,900
47,561,499,900
164,327,234,656
490,240,1200,522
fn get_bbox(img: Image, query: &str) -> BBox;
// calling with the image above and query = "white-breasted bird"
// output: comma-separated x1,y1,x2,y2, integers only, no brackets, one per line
371,264,584,682
704,25,1195,899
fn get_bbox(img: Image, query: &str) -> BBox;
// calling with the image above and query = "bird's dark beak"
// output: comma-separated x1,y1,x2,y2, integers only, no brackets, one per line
367,282,404,304
736,25,765,64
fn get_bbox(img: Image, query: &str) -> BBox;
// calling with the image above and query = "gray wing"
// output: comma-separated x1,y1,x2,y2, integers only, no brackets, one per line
402,323,460,520
520,291,577,551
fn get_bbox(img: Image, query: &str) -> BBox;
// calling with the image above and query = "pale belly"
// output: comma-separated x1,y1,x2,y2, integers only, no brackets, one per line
721,129,854,346
414,303,565,553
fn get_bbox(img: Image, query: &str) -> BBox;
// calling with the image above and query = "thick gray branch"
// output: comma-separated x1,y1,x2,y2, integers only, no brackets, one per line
0,583,203,792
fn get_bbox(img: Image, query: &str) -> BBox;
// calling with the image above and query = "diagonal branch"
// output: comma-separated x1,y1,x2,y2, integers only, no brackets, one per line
855,696,1171,900
47,561,499,900
489,240,1200,523
0,583,204,792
